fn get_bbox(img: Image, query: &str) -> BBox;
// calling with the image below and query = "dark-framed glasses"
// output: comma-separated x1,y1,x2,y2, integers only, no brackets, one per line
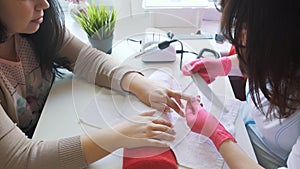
214,0,224,13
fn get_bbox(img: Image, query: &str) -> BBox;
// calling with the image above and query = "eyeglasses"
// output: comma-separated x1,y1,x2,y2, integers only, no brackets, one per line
214,0,224,13
197,48,221,59
178,48,220,71
166,32,220,70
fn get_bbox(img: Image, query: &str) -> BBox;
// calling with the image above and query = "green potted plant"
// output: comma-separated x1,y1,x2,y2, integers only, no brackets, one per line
74,1,117,54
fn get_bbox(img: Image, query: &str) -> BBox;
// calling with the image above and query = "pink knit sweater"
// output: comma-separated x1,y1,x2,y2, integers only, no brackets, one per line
0,30,137,169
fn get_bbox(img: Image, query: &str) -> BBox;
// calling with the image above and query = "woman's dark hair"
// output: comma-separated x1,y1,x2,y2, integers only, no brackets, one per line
0,0,68,76
27,0,69,76
0,22,8,43
219,0,300,118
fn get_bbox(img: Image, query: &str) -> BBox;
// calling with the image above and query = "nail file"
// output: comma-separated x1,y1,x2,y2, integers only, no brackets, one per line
186,64,227,118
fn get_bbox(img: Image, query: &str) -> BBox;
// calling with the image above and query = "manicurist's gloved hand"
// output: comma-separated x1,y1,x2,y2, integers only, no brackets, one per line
185,96,236,150
181,57,232,84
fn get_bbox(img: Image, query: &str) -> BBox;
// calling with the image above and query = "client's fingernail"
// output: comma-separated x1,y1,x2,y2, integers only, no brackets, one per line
170,129,176,135
164,107,171,112
179,110,185,117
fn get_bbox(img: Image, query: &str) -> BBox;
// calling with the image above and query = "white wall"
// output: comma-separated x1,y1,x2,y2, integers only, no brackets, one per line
58,0,142,18
59,0,219,31
94,0,145,19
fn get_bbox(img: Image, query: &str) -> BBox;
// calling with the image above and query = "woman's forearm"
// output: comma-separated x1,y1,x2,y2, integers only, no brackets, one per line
219,141,264,169
81,129,119,165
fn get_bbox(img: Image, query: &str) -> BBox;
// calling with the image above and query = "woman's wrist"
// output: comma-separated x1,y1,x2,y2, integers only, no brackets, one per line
121,72,146,95
210,123,237,150
81,132,111,165
81,128,122,163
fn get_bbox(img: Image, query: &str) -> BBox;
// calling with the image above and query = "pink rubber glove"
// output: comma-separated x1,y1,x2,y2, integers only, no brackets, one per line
182,57,232,84
185,96,236,150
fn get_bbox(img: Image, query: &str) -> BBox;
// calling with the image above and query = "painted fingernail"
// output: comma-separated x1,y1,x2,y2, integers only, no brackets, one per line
164,106,171,112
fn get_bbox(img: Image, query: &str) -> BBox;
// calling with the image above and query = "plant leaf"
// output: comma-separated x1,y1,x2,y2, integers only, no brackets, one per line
74,1,117,39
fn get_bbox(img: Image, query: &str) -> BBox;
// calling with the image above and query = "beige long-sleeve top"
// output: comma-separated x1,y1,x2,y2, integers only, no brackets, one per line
0,29,138,169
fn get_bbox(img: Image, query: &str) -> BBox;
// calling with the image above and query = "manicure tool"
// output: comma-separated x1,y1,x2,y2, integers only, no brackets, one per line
185,64,227,119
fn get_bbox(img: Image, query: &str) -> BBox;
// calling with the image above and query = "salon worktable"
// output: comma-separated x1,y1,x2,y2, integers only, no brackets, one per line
32,14,257,168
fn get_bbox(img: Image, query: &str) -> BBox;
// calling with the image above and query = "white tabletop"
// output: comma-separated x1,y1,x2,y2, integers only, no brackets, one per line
33,13,257,168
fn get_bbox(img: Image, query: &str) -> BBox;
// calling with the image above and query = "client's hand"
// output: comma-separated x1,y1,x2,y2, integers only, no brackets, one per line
113,111,175,149
81,111,176,164
185,96,236,150
181,57,232,84
123,72,190,117
141,81,189,116
136,78,189,116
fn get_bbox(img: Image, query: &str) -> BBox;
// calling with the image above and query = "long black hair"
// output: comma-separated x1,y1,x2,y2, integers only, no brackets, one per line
0,0,68,76
27,0,69,76
220,0,300,118
0,23,7,43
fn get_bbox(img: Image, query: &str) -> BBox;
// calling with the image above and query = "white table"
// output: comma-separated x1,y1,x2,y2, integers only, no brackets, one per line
33,13,257,168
